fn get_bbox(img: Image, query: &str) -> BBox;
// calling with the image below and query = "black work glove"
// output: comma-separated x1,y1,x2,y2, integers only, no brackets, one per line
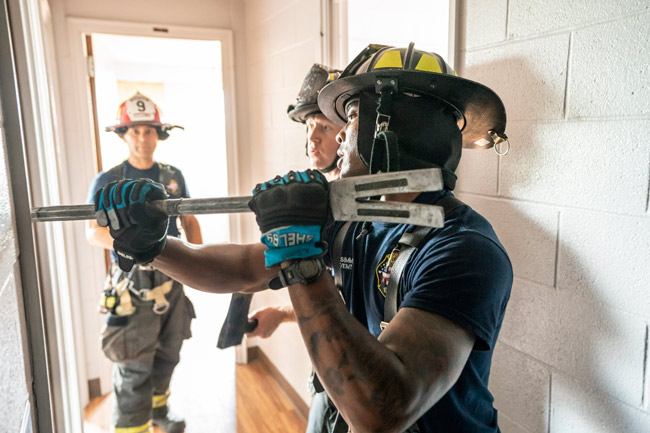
94,179,169,272
248,169,332,267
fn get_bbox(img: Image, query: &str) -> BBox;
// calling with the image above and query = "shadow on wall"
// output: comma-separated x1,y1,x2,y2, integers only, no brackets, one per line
457,57,638,432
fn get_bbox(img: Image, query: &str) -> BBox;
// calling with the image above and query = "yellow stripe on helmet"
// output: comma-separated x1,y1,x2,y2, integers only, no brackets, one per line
373,50,403,69
414,54,442,73
114,420,152,433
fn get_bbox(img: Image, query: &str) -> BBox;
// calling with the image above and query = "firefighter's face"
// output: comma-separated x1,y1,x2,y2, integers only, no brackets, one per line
336,99,366,178
305,114,340,171
123,125,158,160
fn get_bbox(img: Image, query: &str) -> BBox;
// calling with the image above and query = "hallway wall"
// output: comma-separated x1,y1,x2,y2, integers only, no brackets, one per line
240,0,323,406
456,1,650,431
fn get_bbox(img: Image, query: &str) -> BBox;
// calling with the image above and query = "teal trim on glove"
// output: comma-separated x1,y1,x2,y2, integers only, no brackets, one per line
260,225,324,267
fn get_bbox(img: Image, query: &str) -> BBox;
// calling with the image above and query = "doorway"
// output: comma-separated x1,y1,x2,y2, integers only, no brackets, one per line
67,22,240,432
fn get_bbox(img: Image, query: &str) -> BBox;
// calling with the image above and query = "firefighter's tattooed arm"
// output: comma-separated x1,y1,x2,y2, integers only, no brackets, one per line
288,272,475,433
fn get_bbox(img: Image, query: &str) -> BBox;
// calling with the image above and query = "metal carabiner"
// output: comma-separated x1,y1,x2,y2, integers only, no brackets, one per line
153,300,170,315
489,130,511,156
375,113,391,135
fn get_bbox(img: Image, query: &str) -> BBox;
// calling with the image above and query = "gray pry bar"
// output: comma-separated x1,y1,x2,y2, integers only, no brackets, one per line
30,168,445,227
31,196,251,222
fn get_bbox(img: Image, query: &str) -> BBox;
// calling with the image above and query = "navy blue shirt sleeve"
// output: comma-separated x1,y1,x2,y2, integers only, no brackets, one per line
400,231,513,351
175,169,190,199
86,170,118,204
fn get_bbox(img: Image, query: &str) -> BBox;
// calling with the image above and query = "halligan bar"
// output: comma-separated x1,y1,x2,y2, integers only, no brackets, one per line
31,196,253,222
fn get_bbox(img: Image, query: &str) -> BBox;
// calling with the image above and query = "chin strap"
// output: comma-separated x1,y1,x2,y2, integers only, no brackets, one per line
369,86,400,174
319,155,340,173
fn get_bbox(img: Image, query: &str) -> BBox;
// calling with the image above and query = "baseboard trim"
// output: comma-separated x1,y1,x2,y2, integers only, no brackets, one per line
248,347,309,421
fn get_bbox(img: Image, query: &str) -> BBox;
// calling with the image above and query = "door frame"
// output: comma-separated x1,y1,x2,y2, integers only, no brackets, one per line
63,15,241,413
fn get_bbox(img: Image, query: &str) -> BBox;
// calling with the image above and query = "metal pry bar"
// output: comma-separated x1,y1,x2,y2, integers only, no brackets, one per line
329,168,445,227
30,168,446,227
30,196,251,222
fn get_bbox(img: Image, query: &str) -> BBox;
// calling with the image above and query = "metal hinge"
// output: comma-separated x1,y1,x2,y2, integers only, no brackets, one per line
86,55,95,78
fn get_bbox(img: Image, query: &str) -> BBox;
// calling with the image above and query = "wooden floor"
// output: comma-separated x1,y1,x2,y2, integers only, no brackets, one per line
83,291,307,433
83,359,307,433
236,359,308,433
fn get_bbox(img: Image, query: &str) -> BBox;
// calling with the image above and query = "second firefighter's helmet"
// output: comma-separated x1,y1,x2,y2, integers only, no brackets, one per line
105,92,183,140
287,64,340,123
288,64,341,173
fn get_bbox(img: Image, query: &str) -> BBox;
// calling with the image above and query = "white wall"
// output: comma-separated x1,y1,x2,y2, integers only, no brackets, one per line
456,1,650,431
241,0,323,406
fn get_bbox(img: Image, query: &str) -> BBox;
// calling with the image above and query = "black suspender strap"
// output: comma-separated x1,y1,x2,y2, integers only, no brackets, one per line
382,196,466,327
331,222,351,289
382,226,433,328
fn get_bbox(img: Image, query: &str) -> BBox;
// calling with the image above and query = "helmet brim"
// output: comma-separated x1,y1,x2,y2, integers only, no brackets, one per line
318,71,506,149
106,120,165,132
287,103,322,124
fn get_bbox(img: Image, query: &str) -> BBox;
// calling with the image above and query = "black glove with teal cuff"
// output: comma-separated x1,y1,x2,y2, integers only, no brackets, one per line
94,179,169,272
248,170,331,267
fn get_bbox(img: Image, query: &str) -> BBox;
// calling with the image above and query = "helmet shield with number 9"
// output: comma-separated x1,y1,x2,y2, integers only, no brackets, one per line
105,92,183,141
318,43,508,189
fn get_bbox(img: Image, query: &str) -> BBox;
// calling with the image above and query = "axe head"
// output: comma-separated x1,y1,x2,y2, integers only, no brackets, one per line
217,293,258,349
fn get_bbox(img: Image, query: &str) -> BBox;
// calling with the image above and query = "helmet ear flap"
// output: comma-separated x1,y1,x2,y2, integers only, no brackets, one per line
156,127,170,141
113,126,128,138
356,91,380,168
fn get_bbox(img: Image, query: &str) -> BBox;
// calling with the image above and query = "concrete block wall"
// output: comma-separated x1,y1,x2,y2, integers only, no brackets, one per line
0,95,31,431
241,0,323,406
457,1,650,431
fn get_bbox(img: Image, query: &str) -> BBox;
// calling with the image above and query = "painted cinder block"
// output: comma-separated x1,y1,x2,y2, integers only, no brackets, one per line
456,194,558,287
490,342,550,433
271,90,294,126
508,0,649,39
266,7,297,54
464,0,508,49
260,55,284,96
282,40,321,91
0,275,29,433
499,119,650,214
293,0,320,43
557,209,650,318
0,130,16,286
567,13,650,119
464,34,569,122
550,372,650,433
499,278,646,406
498,412,535,433
283,126,310,167
455,148,499,195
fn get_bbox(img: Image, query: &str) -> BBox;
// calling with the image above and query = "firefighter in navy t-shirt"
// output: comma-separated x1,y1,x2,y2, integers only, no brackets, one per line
93,44,513,433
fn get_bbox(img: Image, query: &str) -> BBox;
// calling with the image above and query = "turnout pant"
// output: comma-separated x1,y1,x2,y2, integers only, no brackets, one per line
101,272,194,431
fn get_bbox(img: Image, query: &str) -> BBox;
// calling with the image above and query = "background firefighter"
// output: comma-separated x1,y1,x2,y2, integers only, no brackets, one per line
86,92,202,433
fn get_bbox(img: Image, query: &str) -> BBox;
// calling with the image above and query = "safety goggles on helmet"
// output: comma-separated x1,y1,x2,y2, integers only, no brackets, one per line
318,43,508,151
287,64,341,124
105,92,183,141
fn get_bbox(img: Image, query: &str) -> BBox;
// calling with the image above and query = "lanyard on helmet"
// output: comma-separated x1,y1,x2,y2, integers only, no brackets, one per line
370,78,400,174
